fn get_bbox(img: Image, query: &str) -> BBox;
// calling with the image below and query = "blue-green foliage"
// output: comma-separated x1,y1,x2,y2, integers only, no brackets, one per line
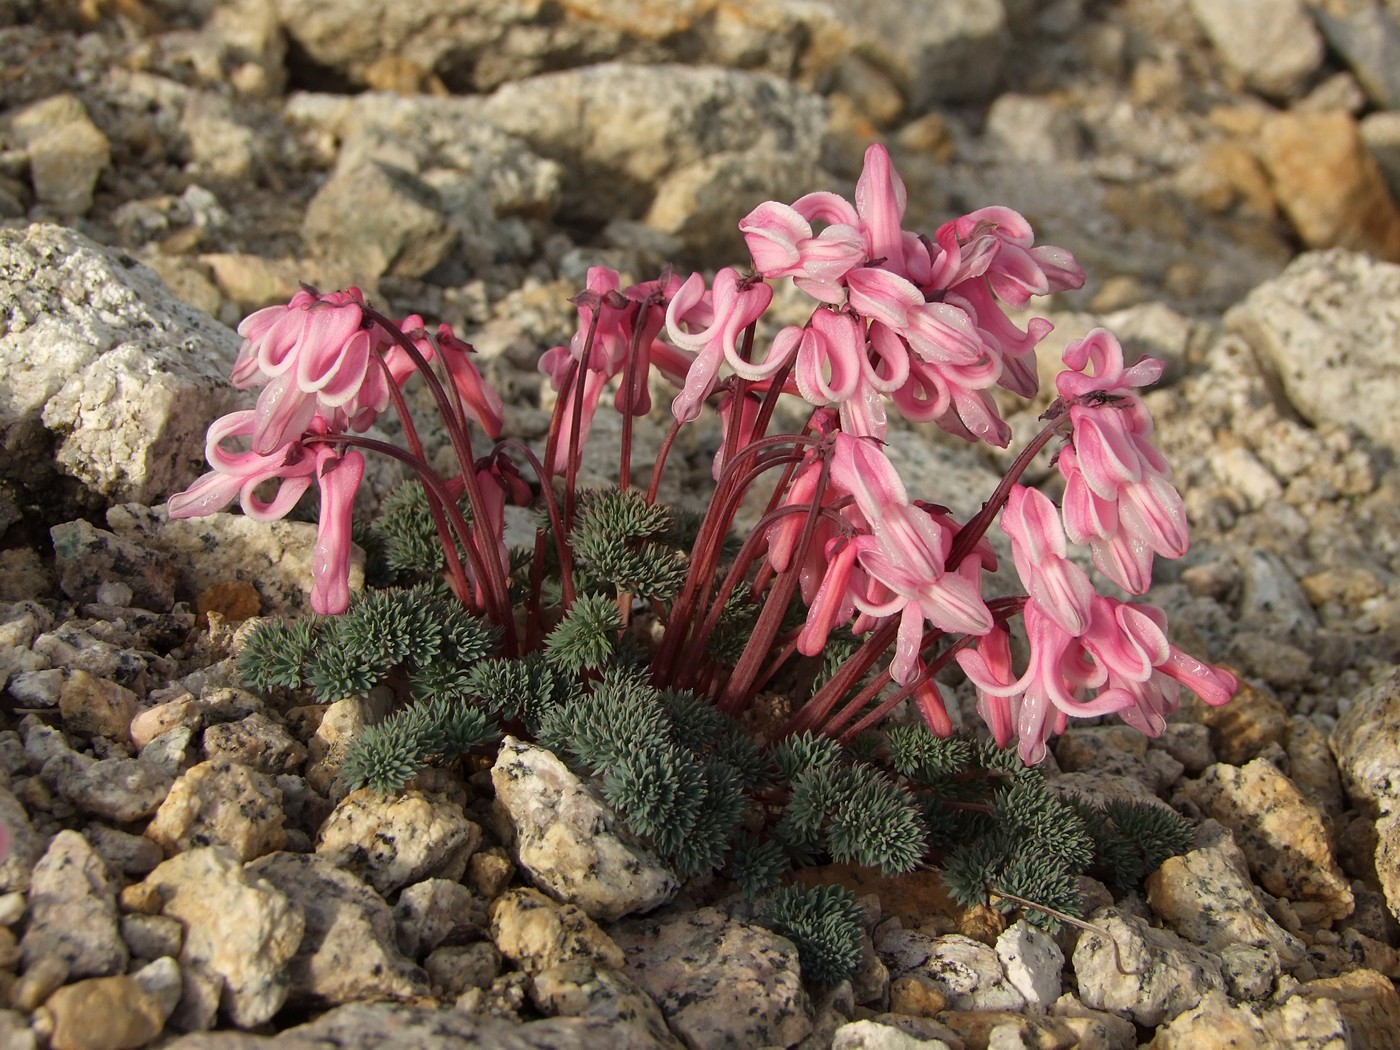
761,884,866,986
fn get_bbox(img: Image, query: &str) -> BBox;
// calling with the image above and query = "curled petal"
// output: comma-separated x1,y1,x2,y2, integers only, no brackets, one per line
854,143,908,274
1002,486,1093,636
309,448,365,615
740,200,813,276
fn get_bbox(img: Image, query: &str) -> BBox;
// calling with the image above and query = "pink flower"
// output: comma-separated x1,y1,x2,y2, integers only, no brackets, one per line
956,601,1130,764
831,435,993,684
399,317,505,439
1055,329,1187,593
1079,596,1237,736
1001,485,1093,636
666,268,774,423
739,200,865,302
167,411,318,522
231,287,386,454
309,446,365,615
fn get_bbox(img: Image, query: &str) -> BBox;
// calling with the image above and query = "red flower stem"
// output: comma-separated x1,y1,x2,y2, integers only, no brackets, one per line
649,434,818,685
645,418,684,508
303,433,485,617
494,438,576,611
361,305,512,627
716,454,832,716
563,308,604,535
775,619,898,740
618,299,645,492
947,403,1071,570
828,595,1029,742
372,358,478,608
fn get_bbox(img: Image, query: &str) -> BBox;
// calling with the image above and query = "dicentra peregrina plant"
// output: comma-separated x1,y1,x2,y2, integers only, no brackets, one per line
171,144,1237,971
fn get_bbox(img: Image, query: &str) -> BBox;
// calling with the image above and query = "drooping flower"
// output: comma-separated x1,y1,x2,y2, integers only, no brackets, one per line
955,600,1131,764
666,268,774,423
398,317,505,440
167,410,319,522
231,287,387,454
1055,329,1187,593
829,434,993,684
309,446,365,615
1000,485,1094,636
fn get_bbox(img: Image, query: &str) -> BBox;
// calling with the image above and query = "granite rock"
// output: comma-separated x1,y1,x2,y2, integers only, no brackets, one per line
490,737,677,922
315,788,481,894
20,830,128,979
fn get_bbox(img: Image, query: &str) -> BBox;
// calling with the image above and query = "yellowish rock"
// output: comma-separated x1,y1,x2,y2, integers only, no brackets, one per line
44,975,163,1050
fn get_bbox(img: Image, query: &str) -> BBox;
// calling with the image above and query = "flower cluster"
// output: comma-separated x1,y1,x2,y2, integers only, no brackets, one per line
171,288,502,614
171,143,1236,764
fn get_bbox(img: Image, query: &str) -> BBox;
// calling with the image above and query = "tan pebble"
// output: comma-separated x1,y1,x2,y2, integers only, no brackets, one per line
888,974,946,1017
45,975,164,1050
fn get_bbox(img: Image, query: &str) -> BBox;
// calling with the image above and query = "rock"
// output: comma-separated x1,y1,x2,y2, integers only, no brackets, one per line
529,960,681,1050
246,851,428,1006
159,999,652,1048
41,974,166,1050
1310,0,1400,110
302,161,457,280
1186,0,1324,97
130,955,183,1027
140,726,196,779
1146,822,1306,978
50,520,176,613
1148,987,1349,1048
130,696,201,750
466,846,515,900
1072,908,1226,1027
20,830,127,979
86,822,165,876
1286,716,1346,817
479,64,826,230
831,1019,956,1049
1181,759,1354,923
146,759,286,861
315,788,481,894
1362,111,1400,200
490,887,624,976
10,955,71,1012
613,906,812,1049
142,846,305,1030
888,973,946,1017
283,91,561,274
393,878,488,959
425,942,501,997
303,696,364,794
0,1011,36,1050
1254,115,1400,261
995,920,1064,1008
57,669,138,743
121,913,185,961
3,94,110,217
1228,251,1400,452
983,93,1083,164
0,225,241,510
644,150,823,265
840,0,1009,109
201,713,306,776
0,787,42,892
105,504,364,618
491,738,677,921
1332,668,1400,813
1375,811,1400,925
905,934,1026,1012
1191,679,1290,766
1296,967,1400,1048
40,746,173,824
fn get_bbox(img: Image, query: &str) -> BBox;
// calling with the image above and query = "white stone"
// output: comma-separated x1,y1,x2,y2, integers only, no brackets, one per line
0,224,241,508
1186,0,1324,97
995,921,1064,1008
490,737,678,922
